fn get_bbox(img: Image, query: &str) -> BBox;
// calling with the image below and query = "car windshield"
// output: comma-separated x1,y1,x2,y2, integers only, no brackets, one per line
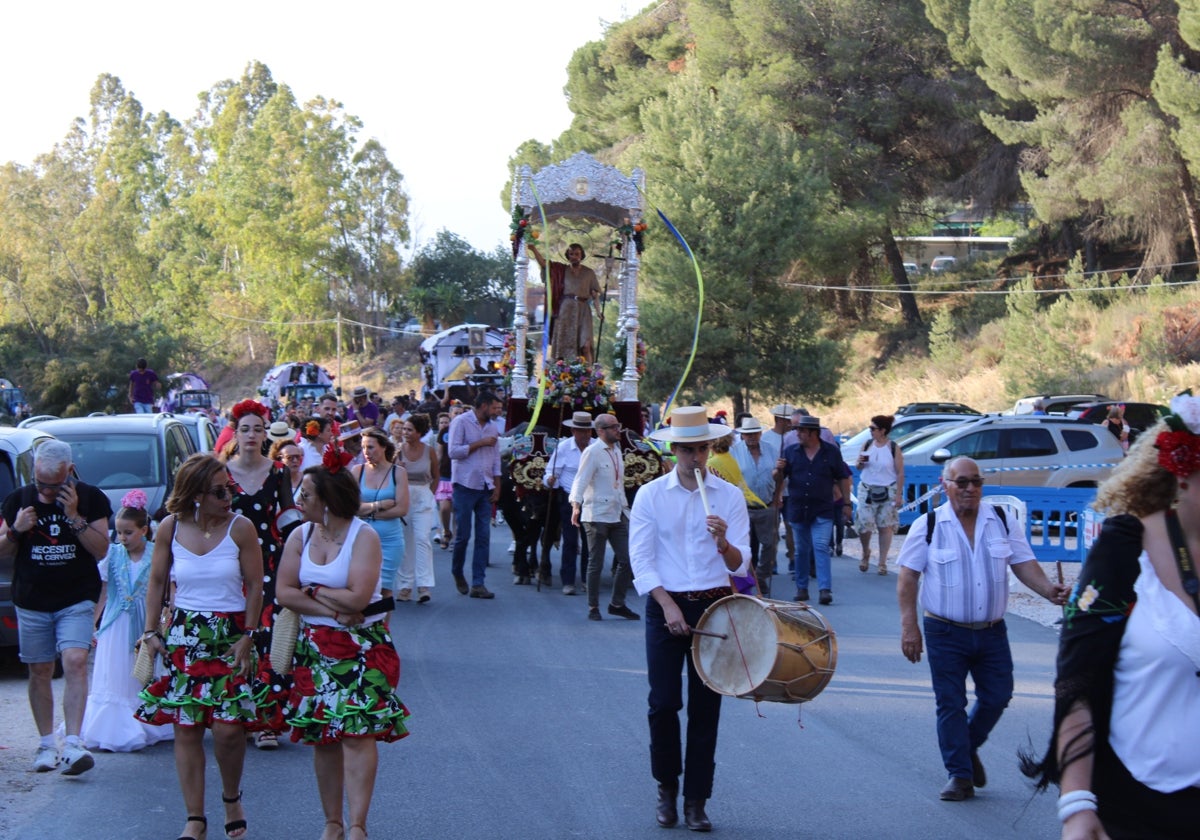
60,434,161,489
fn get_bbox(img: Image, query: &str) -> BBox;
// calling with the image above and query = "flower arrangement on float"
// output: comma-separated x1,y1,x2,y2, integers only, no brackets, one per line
542,357,613,410
498,331,534,388
611,331,648,380
509,206,540,258
610,217,648,254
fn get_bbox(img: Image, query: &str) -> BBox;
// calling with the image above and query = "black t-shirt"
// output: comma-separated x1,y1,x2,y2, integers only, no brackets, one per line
2,482,113,612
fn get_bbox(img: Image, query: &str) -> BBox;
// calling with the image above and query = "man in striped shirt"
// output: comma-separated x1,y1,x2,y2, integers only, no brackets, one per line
897,456,1068,802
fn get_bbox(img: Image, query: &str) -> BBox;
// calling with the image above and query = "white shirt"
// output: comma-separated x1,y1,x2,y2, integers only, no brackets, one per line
299,438,324,472
896,503,1034,623
569,439,628,523
731,437,779,504
859,440,898,486
630,468,750,595
543,436,587,492
1110,552,1200,792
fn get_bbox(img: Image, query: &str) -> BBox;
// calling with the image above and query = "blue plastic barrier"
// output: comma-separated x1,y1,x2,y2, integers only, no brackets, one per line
868,465,1096,563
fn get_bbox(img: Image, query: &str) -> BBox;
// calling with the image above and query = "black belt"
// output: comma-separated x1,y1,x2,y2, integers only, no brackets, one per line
667,586,733,601
570,295,591,302
924,610,1004,631
747,502,768,510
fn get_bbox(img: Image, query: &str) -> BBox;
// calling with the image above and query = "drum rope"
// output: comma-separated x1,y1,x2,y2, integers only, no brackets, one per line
719,601,765,718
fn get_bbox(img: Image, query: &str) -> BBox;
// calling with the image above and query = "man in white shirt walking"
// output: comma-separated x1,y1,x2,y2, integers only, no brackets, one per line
570,414,637,621
897,456,1068,802
630,407,751,832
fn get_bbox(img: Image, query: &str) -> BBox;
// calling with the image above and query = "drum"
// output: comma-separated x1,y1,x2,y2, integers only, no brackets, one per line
691,594,837,704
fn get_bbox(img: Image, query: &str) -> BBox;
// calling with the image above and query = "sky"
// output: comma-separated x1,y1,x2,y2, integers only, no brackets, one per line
0,0,636,252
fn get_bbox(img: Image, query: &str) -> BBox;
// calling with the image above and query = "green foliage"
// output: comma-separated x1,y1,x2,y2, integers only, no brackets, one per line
407,231,514,328
928,307,960,369
1000,275,1095,398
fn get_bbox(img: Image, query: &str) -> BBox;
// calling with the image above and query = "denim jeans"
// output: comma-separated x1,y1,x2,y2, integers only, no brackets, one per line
789,517,833,592
451,483,492,587
645,596,723,800
556,489,588,586
747,507,778,595
583,515,632,608
923,617,1014,780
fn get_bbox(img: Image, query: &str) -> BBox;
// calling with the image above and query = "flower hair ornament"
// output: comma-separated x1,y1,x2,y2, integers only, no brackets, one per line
120,489,149,510
231,399,270,423
1155,390,1200,479
322,440,353,473
305,419,321,438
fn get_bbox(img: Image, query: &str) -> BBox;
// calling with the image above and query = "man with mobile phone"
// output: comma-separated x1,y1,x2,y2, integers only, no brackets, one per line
0,440,112,776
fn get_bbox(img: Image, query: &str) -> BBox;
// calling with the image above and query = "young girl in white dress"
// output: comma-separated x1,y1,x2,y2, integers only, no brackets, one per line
80,491,173,751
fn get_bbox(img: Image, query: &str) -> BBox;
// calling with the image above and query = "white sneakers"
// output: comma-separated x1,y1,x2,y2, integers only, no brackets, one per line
60,743,95,776
32,745,58,772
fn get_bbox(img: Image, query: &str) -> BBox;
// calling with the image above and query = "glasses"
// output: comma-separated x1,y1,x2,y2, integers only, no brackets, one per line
206,485,235,500
949,477,984,489
675,443,710,454
869,425,879,431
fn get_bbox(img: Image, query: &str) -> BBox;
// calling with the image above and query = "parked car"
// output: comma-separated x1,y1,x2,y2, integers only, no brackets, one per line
894,402,982,417
903,415,1124,487
170,411,221,453
841,413,982,464
1010,393,1111,415
19,414,198,518
0,427,58,649
902,262,920,276
1067,401,1169,445
929,256,958,273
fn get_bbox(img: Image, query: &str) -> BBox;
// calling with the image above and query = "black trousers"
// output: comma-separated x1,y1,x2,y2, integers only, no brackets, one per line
645,595,723,800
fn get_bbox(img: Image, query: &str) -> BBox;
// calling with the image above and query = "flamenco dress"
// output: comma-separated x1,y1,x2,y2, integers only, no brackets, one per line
284,519,410,745
135,517,268,729
80,542,173,751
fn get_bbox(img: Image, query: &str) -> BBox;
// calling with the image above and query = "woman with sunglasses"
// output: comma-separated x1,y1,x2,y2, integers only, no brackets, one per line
269,439,305,502
854,414,904,575
221,399,303,751
135,454,266,840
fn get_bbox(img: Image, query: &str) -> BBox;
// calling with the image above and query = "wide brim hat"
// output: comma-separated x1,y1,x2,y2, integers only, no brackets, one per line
337,419,363,441
562,411,594,429
649,406,733,444
267,421,293,442
351,385,369,398
794,415,821,430
770,404,797,418
738,417,764,433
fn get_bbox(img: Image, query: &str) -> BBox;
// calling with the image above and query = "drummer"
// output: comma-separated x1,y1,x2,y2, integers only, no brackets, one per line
629,406,751,832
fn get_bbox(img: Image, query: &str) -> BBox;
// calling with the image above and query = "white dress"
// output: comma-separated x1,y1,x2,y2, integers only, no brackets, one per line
80,543,173,751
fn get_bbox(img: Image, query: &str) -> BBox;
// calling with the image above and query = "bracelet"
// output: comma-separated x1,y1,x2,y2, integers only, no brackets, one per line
4,529,19,543
306,584,323,599
141,630,163,642
241,627,258,637
71,517,88,534
1057,790,1097,822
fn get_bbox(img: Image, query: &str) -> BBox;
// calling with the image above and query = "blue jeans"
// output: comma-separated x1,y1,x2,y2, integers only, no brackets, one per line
923,617,1014,780
556,489,588,586
789,517,833,592
451,483,492,587
645,596,723,800
133,402,154,414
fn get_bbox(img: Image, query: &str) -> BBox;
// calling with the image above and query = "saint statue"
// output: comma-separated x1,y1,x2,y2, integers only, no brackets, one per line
528,243,601,363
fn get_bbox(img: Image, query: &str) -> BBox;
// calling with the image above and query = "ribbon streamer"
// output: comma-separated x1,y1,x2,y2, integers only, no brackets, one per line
634,181,704,424
526,181,552,431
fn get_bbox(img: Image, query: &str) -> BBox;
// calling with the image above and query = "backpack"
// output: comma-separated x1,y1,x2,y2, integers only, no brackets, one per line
861,439,897,459
926,503,1008,544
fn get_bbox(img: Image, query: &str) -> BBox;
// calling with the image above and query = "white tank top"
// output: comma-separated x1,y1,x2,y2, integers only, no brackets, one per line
299,518,383,627
860,440,898,486
172,516,247,612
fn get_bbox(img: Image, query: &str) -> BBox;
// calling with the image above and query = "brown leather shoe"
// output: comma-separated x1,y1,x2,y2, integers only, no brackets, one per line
683,799,712,831
656,782,678,828
939,777,975,801
453,573,469,595
468,585,495,599
971,750,987,788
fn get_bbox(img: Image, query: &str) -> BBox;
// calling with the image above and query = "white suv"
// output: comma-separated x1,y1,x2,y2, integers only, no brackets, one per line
902,416,1124,487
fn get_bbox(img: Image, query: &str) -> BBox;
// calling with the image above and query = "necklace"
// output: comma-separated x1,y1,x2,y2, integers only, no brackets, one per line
320,524,347,547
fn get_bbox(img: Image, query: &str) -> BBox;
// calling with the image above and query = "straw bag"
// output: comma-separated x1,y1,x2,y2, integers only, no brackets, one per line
270,607,300,675
132,587,171,686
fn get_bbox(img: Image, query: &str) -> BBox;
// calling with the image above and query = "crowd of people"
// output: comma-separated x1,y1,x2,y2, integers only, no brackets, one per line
4,381,1199,837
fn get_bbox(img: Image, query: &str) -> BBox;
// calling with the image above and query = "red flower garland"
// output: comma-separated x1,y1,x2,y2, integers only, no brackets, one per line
231,399,270,423
1155,430,1200,478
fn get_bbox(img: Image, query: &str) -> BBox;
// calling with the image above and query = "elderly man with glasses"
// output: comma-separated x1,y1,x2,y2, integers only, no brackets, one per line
0,440,113,776
569,413,638,622
896,456,1068,802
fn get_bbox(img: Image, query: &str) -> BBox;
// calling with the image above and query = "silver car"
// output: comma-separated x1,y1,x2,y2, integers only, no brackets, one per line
902,415,1124,487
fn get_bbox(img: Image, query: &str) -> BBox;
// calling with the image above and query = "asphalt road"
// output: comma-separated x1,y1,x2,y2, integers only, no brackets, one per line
0,525,1067,840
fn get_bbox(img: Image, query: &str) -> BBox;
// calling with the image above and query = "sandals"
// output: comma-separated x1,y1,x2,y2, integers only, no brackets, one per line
858,559,869,573
397,589,412,602
878,565,889,576
417,587,431,603
322,819,345,840
254,730,278,750
177,816,207,840
348,825,368,840
222,791,247,840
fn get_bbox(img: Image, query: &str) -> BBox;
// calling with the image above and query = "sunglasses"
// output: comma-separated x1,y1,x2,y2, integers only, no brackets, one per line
206,485,235,500
949,477,984,489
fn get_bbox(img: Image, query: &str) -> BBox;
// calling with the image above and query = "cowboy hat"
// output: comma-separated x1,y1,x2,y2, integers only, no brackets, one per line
649,406,733,444
351,385,369,399
738,417,764,433
794,415,821,430
267,421,293,442
561,411,594,429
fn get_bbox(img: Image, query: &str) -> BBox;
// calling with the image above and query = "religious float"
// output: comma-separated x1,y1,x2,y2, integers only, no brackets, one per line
418,323,506,400
258,361,335,415
156,371,219,416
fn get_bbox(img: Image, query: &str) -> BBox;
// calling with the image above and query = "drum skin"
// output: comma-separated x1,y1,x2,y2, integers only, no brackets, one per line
691,594,837,704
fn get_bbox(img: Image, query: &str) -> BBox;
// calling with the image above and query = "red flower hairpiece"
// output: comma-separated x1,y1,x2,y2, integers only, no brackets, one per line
231,399,270,423
305,419,320,437
1155,429,1200,479
322,441,353,473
